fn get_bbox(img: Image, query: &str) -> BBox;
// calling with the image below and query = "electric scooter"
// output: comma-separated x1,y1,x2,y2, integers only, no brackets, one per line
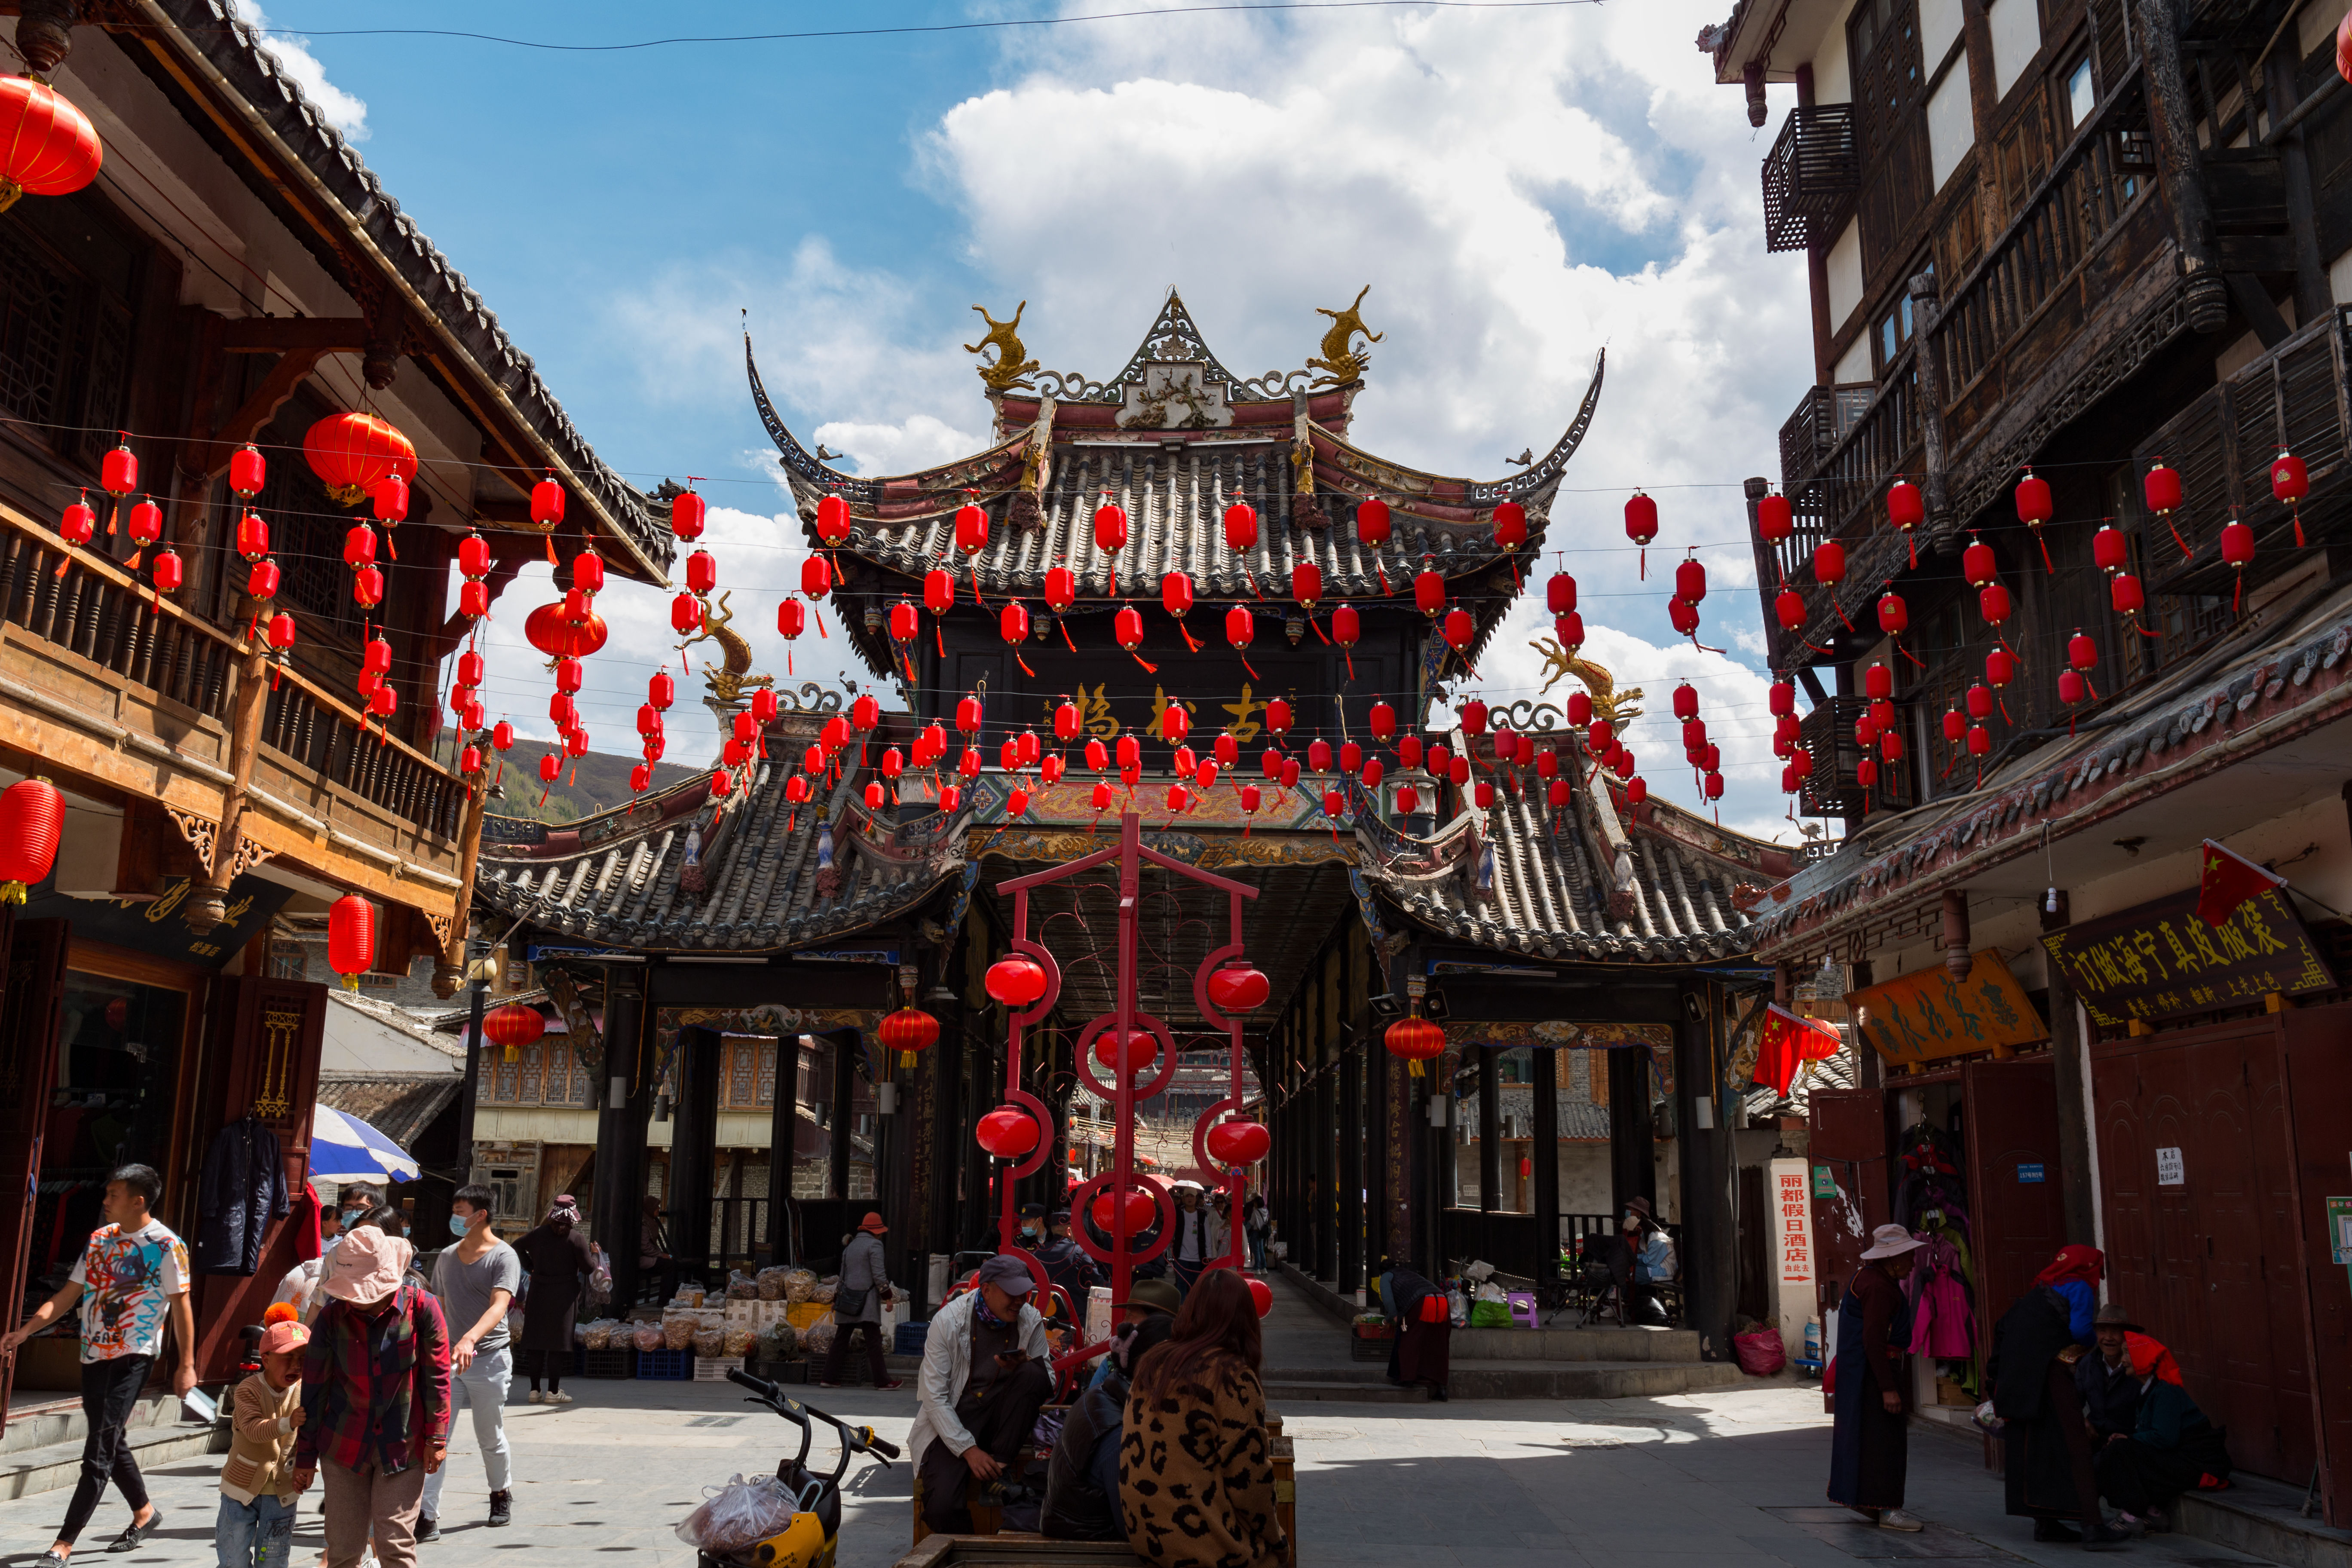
696,1367,903,1568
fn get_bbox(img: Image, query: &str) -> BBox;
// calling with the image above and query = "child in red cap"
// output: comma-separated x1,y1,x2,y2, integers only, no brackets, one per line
217,1303,310,1567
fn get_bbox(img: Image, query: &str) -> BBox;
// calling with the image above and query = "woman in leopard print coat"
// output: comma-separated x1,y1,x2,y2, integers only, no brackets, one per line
1121,1269,1290,1568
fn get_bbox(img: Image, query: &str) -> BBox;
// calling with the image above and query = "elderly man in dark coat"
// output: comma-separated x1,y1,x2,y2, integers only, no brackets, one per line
1990,1249,2130,1549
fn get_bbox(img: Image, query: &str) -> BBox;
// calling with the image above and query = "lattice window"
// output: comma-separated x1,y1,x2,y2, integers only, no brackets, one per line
0,224,71,428
753,1041,778,1108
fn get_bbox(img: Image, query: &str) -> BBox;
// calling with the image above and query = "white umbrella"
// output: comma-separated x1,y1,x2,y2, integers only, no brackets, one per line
310,1104,421,1183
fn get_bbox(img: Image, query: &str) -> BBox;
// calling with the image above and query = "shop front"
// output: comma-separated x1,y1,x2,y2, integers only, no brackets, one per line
1805,947,2066,1424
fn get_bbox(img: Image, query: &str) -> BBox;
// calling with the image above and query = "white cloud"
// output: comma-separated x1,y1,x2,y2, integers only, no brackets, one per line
590,0,1822,834
231,2,368,141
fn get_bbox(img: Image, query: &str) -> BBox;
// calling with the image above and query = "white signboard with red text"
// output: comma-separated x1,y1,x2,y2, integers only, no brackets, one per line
1768,1156,1819,1361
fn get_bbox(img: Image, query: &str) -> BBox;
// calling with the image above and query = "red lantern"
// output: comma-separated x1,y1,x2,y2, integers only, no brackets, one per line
1369,702,1396,741
1265,698,1292,736
1092,1028,1158,1075
236,510,270,561
1000,602,1029,644
1396,783,1420,814
0,776,63,900
372,472,408,524
1206,1119,1271,1165
1775,588,1806,631
1292,560,1323,609
2144,459,2182,516
2093,524,2128,574
1224,500,1258,552
816,493,852,545
1555,610,1584,651
985,955,1049,1007
229,443,266,499
1116,606,1145,651
1768,682,1795,717
1877,593,1908,637
151,548,182,594
955,499,989,555
1547,573,1576,616
1207,963,1269,1012
1624,492,1658,574
101,439,136,493
1968,724,1992,757
1966,684,1994,721
1856,756,1877,790
2272,448,2309,546
2222,517,2255,569
1886,477,1924,536
800,554,830,600
58,494,94,547
1331,603,1360,649
1863,663,1892,701
1443,608,1473,651
1045,567,1076,612
1756,492,1792,542
1092,1189,1158,1233
1565,692,1592,729
0,79,101,213
1161,572,1194,619
2111,572,2145,618
671,593,701,635
889,600,919,642
1383,1016,1446,1072
1413,567,1446,618
1357,496,1392,549
1492,500,1527,551
976,1107,1040,1158
247,559,280,602
126,497,160,548
530,471,565,528
481,1001,545,1060
304,412,417,507
1094,500,1128,554
686,551,718,596
1980,582,2012,628
2058,669,2087,707
1813,539,1846,586
1223,604,1255,651
1308,738,1332,772
2015,469,2052,526
355,568,390,610
1668,598,1701,639
1986,646,2017,690
327,894,374,989
1674,556,1707,605
492,720,514,751
1626,777,1648,807
2070,629,2098,674
671,487,707,541
649,670,675,711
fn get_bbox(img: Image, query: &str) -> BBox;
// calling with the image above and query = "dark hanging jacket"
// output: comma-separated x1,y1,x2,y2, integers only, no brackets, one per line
195,1115,288,1275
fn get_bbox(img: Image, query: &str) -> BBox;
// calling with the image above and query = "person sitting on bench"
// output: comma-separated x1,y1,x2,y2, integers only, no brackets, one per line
909,1255,1054,1535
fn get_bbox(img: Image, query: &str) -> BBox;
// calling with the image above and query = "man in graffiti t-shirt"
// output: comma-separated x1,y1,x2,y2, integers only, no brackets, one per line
0,1162,194,1559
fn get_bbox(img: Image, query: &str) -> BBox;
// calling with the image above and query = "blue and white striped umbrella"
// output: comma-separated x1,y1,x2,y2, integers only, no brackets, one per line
310,1104,420,1183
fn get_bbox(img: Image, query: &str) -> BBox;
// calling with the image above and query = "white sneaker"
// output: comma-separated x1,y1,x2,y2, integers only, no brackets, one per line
1877,1509,1926,1532
549,1390,573,1406
527,1390,544,1404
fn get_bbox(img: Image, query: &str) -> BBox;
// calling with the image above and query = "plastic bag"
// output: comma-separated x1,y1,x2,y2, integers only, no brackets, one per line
693,1328,726,1357
756,1266,791,1301
1733,1326,1787,1376
1468,1300,1515,1329
757,1321,799,1360
675,1474,796,1552
726,1269,759,1301
663,1314,698,1351
809,1280,838,1306
781,1268,818,1303
581,1320,613,1351
802,1317,836,1356
633,1323,664,1353
724,1328,757,1357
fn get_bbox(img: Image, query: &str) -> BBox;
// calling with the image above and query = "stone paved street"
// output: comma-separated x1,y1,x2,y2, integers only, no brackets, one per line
0,1363,2288,1568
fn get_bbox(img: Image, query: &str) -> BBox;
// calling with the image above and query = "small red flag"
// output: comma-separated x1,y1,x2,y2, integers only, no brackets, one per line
1753,1004,1843,1095
2194,838,2284,928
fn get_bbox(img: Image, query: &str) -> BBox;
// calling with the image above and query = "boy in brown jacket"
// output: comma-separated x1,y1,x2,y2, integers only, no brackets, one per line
217,1304,309,1567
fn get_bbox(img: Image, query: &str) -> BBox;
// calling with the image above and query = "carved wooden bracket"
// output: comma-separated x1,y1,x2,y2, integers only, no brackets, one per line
183,316,372,481
227,837,275,881
165,805,217,874
423,912,453,951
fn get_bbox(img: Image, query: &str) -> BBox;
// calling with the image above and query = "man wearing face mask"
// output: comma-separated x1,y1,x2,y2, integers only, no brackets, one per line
418,1186,518,1540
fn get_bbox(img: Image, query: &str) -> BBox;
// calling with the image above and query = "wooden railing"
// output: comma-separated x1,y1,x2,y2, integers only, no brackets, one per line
0,504,465,848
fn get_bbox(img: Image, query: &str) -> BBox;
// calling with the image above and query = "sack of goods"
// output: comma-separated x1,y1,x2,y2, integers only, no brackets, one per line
780,1268,819,1303
755,1266,793,1301
726,1269,760,1300
692,1327,726,1358
756,1322,799,1362
632,1323,664,1353
580,1320,622,1351
676,1474,796,1553
723,1328,757,1357
663,1314,698,1351
809,1279,838,1306
801,1317,836,1356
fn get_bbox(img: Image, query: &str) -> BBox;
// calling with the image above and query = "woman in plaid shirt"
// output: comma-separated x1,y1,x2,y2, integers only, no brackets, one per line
290,1228,450,1568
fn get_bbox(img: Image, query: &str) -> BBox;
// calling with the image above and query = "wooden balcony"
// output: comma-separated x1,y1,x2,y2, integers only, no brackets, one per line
2137,307,2352,599
1763,104,1861,254
1764,67,2175,668
1796,696,1913,820
0,502,467,930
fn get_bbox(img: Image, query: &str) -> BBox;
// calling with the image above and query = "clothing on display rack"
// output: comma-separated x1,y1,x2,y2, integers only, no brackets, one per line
1907,1235,1976,1360
195,1113,288,1275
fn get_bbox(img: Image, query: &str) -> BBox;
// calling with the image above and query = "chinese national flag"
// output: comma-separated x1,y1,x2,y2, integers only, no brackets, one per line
2195,839,2285,928
1754,1004,1844,1095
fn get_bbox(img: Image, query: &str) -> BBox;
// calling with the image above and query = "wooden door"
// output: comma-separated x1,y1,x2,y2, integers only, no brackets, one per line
2276,1004,2352,1527
193,977,326,1381
1806,1086,1892,1317
2091,1019,2313,1484
1962,1054,2067,1329
0,918,67,1432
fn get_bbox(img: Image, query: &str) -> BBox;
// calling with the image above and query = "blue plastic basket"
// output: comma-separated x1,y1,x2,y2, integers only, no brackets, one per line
894,1322,929,1357
635,1348,693,1381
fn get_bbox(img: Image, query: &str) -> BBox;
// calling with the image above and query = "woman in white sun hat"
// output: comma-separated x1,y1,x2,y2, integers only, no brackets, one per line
1827,1224,1928,1531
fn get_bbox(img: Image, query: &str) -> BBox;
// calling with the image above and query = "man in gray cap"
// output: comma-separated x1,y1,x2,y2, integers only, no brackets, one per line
909,1254,1054,1534
2076,1302,2143,1445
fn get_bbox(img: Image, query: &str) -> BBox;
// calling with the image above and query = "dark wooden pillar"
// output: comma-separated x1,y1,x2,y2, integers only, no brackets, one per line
1675,986,1736,1359
927,1008,964,1298
2267,50,2333,329
1369,1028,1397,1269
2130,0,2228,331
1313,1069,1337,1283
769,1034,799,1265
2041,893,2098,1245
1532,1045,1561,1297
593,977,648,1306
830,1030,854,1202
1338,1047,1363,1296
1609,1044,1657,1215
668,1023,723,1287
1478,1044,1501,1213
1851,962,1881,1089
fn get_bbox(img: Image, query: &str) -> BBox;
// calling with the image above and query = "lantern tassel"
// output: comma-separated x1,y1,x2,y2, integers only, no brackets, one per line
936,625,946,660
1308,615,1329,644
1177,622,1200,654
815,608,828,638
2294,510,2305,548
1375,564,1390,597
2034,527,2053,574
1834,599,1855,631
1240,654,1261,681
545,532,558,566
2165,514,2191,559
1897,640,1926,668
1016,651,1036,678
1128,650,1159,675
1060,620,1076,652
1343,650,1355,681
52,552,69,579
382,527,397,563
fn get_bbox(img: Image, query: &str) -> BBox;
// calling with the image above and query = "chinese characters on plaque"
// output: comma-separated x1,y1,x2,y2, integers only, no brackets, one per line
2040,886,2334,1026
1843,949,2049,1066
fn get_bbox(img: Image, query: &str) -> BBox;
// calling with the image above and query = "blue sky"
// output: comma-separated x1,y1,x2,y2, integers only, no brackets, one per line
253,1,1825,841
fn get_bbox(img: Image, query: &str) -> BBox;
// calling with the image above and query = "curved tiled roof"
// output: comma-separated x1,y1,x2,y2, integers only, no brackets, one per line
747,325,1602,679
1356,729,1784,964
141,0,673,577
473,720,968,953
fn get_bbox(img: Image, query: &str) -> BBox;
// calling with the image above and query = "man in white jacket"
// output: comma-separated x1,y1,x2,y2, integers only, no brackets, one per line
910,1254,1054,1535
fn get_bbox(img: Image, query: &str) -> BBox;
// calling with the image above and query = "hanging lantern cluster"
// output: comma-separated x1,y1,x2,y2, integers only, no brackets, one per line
2058,628,2099,730
305,412,418,526
1668,551,1711,650
1769,680,1813,799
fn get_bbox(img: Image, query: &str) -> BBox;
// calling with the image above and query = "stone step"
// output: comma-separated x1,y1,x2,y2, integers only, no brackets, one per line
0,1413,222,1502
1262,1379,1430,1404
1448,1326,1706,1363
1446,1359,1748,1401
0,1391,181,1458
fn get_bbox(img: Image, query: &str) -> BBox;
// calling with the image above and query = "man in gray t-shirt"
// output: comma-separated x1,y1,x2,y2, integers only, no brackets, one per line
422,1185,522,1537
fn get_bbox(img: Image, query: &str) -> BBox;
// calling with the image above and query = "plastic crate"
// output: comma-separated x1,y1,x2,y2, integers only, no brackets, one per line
693,1355,744,1383
1349,1326,1394,1363
785,1302,831,1331
578,1348,633,1380
893,1321,930,1356
635,1348,693,1381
